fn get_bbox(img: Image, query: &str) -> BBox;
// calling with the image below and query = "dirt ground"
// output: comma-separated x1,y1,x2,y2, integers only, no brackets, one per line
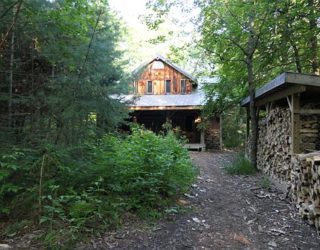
77,151,320,250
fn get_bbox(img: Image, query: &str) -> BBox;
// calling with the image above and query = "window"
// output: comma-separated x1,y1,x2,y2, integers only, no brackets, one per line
147,80,153,94
165,80,171,94
181,79,187,94
151,60,165,69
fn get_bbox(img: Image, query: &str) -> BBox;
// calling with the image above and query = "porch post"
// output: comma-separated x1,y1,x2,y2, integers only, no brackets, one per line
220,113,223,150
200,129,205,151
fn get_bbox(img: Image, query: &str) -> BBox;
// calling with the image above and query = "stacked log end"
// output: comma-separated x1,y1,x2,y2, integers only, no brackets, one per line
291,155,320,232
257,106,320,234
301,115,320,152
257,107,292,185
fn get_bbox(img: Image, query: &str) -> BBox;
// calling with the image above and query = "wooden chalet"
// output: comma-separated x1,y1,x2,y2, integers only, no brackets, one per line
124,55,221,150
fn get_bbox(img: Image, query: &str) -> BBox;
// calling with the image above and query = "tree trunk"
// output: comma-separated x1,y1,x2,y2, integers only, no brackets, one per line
0,0,22,51
8,15,15,128
7,1,23,129
308,0,319,74
247,13,258,168
290,40,302,73
247,58,258,167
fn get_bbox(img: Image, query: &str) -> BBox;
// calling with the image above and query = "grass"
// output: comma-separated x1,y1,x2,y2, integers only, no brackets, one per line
260,176,271,189
224,154,256,175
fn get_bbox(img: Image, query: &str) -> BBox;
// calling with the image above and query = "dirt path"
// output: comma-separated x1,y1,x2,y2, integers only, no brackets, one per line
79,151,320,250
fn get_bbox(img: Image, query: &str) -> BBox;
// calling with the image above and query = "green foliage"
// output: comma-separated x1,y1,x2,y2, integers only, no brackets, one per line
96,128,196,207
198,0,319,114
0,149,27,215
261,176,271,190
197,0,319,158
0,0,132,245
0,127,197,247
4,220,32,238
222,108,246,148
224,154,256,175
0,0,130,147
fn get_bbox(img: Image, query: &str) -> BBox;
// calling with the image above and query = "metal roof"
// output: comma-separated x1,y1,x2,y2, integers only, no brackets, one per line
117,91,205,110
241,72,320,107
133,54,197,83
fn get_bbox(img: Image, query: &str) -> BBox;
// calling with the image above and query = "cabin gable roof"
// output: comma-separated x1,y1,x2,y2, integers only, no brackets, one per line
133,54,196,83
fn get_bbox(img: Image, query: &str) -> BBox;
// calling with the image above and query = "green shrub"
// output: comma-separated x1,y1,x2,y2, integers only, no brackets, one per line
261,176,271,189
93,127,197,210
224,154,256,175
1,127,197,247
0,148,36,217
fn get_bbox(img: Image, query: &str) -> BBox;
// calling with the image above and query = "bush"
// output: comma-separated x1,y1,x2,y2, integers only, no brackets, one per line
1,127,197,247
224,154,256,175
93,127,197,210
261,176,271,189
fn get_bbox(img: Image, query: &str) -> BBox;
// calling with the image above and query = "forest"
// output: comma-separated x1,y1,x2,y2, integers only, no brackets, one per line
0,0,319,248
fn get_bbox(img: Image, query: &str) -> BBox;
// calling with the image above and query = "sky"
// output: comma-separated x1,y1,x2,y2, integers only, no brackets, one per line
108,0,199,70
109,0,147,29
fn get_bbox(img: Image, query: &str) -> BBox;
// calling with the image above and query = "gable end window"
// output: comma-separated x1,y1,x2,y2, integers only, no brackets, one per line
165,80,171,94
147,80,153,94
152,60,165,69
181,79,187,94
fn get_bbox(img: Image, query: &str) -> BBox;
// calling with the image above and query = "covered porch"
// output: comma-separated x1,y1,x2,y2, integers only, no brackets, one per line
124,92,206,150
130,108,205,151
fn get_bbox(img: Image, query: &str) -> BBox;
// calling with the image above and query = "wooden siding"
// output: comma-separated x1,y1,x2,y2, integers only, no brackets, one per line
134,61,193,95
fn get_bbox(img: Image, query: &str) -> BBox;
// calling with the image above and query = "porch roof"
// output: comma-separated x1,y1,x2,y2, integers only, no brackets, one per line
118,91,205,110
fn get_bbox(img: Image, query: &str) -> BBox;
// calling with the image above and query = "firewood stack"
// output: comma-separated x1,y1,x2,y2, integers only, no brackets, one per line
300,115,320,153
257,107,292,183
253,105,320,233
291,154,320,234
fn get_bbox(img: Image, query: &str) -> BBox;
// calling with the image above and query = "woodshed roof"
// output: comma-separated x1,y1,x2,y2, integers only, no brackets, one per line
241,72,320,107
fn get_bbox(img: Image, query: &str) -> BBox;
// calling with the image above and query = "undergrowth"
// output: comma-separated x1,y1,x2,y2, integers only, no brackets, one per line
261,176,271,189
0,127,197,248
224,154,256,175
